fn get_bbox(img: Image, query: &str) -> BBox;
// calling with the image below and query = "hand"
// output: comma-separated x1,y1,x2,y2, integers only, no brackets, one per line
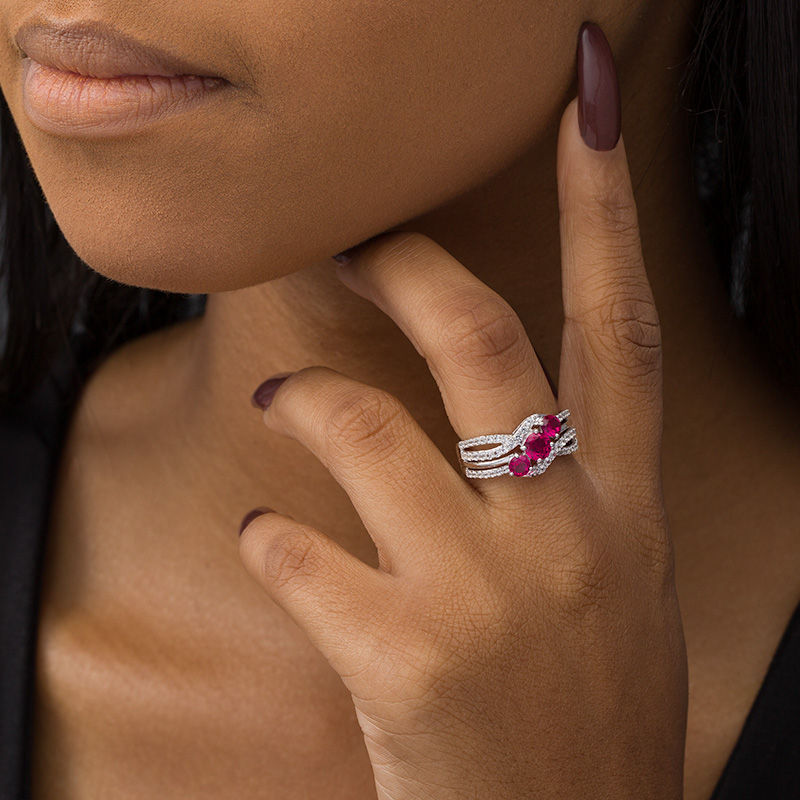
239,96,688,799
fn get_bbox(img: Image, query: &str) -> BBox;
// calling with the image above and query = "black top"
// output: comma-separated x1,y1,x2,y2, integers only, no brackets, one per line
1,338,799,799
1,336,86,800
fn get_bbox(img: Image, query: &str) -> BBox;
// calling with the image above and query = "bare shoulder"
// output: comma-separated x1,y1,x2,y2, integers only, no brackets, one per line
67,315,203,440
31,313,375,799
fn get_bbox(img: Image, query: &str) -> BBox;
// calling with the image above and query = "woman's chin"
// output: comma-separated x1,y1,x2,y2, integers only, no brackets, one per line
58,224,305,294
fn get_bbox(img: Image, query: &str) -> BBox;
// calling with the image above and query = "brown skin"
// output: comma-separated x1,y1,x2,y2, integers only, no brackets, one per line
1,0,799,797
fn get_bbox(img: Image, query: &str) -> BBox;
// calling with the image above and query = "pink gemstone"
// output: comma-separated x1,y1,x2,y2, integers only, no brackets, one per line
542,414,562,439
509,454,531,476
524,433,552,461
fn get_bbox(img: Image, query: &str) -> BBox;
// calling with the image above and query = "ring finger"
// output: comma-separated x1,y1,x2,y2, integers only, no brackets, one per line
332,231,564,501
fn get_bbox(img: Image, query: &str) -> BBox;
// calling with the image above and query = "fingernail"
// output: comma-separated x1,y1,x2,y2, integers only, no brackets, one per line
577,21,621,151
251,372,293,410
332,249,355,264
333,244,359,264
239,507,273,536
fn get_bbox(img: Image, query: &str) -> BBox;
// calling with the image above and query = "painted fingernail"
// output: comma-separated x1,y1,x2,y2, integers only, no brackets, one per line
577,21,621,151
239,507,273,536
251,372,293,410
332,249,355,264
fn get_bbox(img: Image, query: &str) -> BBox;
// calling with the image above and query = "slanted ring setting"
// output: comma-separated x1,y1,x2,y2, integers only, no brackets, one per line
457,410,578,479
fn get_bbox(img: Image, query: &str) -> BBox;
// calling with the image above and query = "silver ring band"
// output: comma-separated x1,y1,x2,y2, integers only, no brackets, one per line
457,409,578,479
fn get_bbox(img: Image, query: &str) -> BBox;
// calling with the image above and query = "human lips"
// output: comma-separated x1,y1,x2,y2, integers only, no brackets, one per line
14,17,229,80
15,18,232,137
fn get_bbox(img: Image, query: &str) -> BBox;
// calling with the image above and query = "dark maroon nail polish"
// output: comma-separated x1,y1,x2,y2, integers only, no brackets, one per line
251,372,293,410
239,507,273,536
577,21,621,151
332,250,354,264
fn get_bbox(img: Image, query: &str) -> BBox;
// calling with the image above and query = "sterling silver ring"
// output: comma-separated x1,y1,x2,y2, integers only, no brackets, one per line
457,410,578,479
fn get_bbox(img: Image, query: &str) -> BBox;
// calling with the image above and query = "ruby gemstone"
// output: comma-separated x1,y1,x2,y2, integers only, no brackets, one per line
524,433,552,461
509,454,531,476
541,414,562,439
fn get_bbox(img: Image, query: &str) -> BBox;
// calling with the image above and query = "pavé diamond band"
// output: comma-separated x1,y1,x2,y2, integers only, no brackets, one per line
457,410,578,479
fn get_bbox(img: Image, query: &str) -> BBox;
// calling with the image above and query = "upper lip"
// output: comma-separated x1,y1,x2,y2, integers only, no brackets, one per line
14,18,227,80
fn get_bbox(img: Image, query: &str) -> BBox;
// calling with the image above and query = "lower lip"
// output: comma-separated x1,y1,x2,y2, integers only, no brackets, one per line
21,58,229,137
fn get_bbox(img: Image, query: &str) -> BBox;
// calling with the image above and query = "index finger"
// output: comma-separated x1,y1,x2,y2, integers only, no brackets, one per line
556,25,663,498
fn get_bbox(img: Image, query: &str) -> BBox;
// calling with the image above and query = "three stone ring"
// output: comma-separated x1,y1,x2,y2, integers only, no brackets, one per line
457,410,578,479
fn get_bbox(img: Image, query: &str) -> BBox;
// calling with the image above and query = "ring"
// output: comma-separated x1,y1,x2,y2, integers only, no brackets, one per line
457,410,578,479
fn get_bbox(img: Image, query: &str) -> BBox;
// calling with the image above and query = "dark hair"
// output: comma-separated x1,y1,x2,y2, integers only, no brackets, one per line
0,106,206,410
680,0,799,384
1,0,798,410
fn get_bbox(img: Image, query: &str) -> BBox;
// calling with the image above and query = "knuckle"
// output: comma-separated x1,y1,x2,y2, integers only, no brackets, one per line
607,292,662,356
437,294,529,379
566,171,645,270
568,290,662,383
261,528,322,591
325,387,408,460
